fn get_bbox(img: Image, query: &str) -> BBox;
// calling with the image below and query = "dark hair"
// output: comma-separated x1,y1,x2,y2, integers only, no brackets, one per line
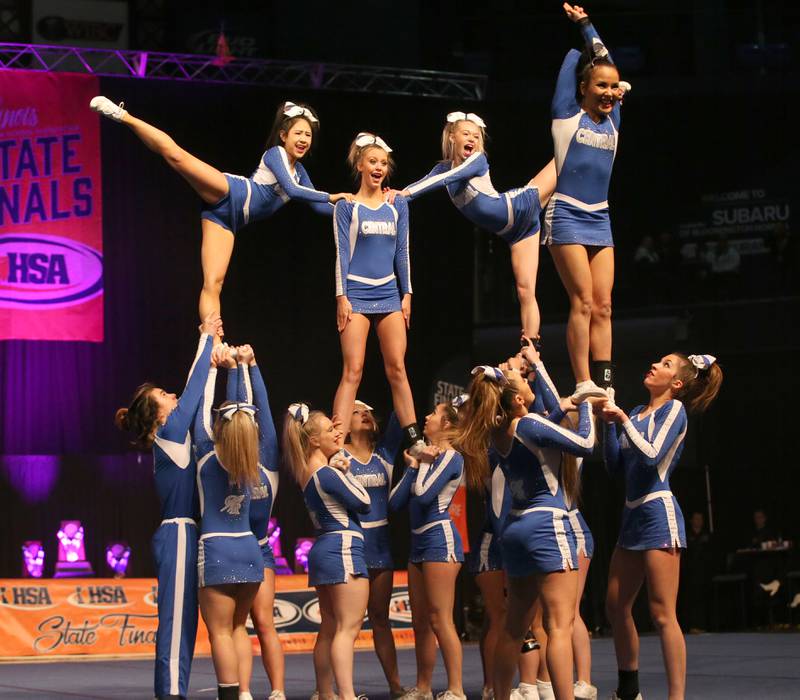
115,382,159,450
575,53,619,104
673,353,723,413
266,102,320,153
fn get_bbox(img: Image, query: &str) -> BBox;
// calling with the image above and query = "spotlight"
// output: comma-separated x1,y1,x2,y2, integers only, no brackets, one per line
54,520,93,577
293,537,314,574
105,542,131,577
22,540,45,578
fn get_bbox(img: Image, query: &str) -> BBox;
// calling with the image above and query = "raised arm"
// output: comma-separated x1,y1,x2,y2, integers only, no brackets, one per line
161,332,215,442
262,147,331,204
552,49,582,119
248,363,279,471
414,450,463,507
298,164,336,217
620,401,688,468
376,412,403,479
533,360,561,415
515,402,595,458
394,197,412,297
404,152,487,200
192,365,218,459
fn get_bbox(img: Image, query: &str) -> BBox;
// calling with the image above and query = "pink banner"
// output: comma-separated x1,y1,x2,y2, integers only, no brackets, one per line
0,70,103,341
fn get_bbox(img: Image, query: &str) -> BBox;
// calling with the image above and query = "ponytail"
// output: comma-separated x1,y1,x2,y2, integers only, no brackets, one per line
674,353,723,413
114,382,159,450
213,404,260,488
453,373,518,491
281,408,325,485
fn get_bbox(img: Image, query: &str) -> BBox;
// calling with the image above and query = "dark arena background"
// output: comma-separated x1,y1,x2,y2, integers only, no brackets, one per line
1,0,799,698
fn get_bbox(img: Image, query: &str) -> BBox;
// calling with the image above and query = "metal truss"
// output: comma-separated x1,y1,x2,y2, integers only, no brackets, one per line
0,43,486,101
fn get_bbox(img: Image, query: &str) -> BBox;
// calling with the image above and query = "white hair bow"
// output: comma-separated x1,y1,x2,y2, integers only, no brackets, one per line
355,132,392,152
451,393,470,410
283,102,318,123
687,354,716,375
288,402,310,424
354,399,374,412
446,111,486,128
219,402,258,421
471,366,508,385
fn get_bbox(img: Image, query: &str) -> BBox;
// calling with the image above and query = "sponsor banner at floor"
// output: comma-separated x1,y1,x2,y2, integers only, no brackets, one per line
0,574,413,658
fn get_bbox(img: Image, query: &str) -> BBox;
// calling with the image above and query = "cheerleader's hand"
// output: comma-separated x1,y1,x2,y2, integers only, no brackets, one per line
563,3,588,22
328,450,351,472
402,294,412,330
601,402,628,424
403,449,420,470
337,296,352,332
237,344,255,365
418,445,441,464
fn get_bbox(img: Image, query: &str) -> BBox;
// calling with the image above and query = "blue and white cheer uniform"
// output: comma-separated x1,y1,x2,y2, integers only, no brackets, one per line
151,333,212,699
405,153,542,247
226,362,280,570
194,367,263,587
345,413,403,569
605,400,688,550
334,197,412,315
302,465,371,586
544,20,620,247
202,145,332,234
389,449,465,563
499,401,595,577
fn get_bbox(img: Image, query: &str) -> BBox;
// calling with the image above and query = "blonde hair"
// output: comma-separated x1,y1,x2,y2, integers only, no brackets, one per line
440,119,487,162
452,372,518,491
347,133,395,180
559,413,581,508
282,409,326,484
673,354,724,413
213,404,260,488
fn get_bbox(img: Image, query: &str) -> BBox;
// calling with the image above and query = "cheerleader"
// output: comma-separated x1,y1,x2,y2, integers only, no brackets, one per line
545,3,628,401
90,97,352,319
455,365,595,700
393,117,556,340
602,354,722,700
283,404,372,700
332,133,424,454
193,344,266,700
389,403,466,700
344,400,405,697
220,346,285,700
114,313,222,700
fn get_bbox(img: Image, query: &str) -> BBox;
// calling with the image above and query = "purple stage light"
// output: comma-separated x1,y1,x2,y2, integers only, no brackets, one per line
105,543,131,577
293,538,314,573
55,520,93,577
268,517,282,555
57,522,85,563
1,456,60,504
22,540,45,578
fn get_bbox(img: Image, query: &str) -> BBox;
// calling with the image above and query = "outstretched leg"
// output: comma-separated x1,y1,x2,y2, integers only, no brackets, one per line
422,562,464,696
573,553,593,688
510,234,542,338
200,219,235,320
528,158,557,208
119,111,229,204
588,246,615,373
367,569,403,695
475,570,507,694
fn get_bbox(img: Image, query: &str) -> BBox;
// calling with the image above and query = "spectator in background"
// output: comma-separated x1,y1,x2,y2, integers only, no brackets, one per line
770,222,798,293
709,235,740,299
680,239,712,299
749,508,779,548
680,511,714,633
656,231,682,302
